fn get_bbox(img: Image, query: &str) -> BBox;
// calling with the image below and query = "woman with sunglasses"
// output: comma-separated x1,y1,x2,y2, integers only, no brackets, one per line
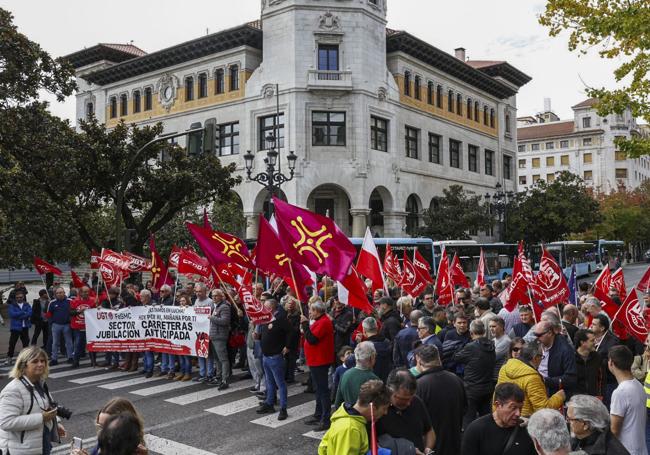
508,337,525,359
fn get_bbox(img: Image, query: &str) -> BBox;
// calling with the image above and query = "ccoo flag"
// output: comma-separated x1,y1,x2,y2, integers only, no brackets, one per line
475,248,486,288
610,268,627,301
613,290,648,343
33,257,62,276
533,248,570,308
450,253,470,289
434,246,454,305
272,197,356,281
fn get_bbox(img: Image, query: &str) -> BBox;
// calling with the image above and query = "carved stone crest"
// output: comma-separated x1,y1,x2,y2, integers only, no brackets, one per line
262,83,276,99
156,73,180,112
319,11,341,31
377,87,388,102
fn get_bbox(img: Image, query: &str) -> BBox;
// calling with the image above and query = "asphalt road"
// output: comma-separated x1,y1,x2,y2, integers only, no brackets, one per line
0,263,648,454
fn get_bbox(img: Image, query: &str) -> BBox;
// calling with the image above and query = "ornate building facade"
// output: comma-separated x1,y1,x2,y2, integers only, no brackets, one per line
66,0,530,239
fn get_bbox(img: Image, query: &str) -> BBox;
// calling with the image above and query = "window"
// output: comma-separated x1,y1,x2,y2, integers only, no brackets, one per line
198,73,208,98
229,65,239,91
504,155,512,180
318,45,339,71
259,113,285,150
545,142,554,150
404,71,411,96
532,158,540,168
405,126,419,159
185,77,194,101
132,90,141,114
584,170,593,181
547,173,555,182
561,155,569,166
484,106,489,125
485,149,494,175
583,153,592,164
427,81,434,104
490,108,495,128
582,117,591,128
468,145,478,172
450,140,461,168
583,138,592,146
144,88,152,111
505,114,511,134
405,195,420,236
467,98,472,119
448,90,454,112
615,168,628,179
85,102,94,120
217,122,240,156
546,156,555,167
457,94,462,116
518,159,526,169
615,151,627,161
428,133,441,164
215,69,225,94
531,143,540,151
312,111,346,146
436,85,443,108
414,76,421,100
119,94,128,116
474,101,480,122
533,174,541,183
560,140,569,148
518,145,525,153
519,176,527,185
371,116,388,152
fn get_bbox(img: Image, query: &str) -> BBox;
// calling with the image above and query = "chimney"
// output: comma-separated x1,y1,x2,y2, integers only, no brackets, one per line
455,47,466,61
544,97,552,113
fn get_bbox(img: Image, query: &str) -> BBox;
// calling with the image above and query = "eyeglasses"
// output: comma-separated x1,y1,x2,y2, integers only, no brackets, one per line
511,347,521,353
534,330,550,338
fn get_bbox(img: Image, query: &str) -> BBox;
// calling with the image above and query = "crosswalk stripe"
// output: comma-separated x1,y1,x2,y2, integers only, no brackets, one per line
48,359,91,371
204,384,302,416
165,379,253,405
69,371,137,384
130,379,197,396
144,434,218,455
99,375,164,390
49,366,97,379
302,430,326,440
250,400,315,428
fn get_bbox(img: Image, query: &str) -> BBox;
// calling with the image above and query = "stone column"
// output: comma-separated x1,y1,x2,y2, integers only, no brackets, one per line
349,209,371,238
382,211,408,237
244,212,261,239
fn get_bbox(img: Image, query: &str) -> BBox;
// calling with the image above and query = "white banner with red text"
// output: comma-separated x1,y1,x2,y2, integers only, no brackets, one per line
86,306,211,357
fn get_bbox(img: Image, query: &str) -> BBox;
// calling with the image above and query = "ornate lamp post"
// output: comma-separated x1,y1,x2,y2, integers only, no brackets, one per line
484,182,514,242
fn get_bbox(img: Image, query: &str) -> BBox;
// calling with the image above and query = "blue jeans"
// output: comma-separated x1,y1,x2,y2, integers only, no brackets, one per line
162,354,176,373
72,329,86,363
143,351,154,373
310,364,331,423
263,354,287,409
51,323,73,362
199,354,214,378
646,408,650,451
105,352,119,366
179,356,192,375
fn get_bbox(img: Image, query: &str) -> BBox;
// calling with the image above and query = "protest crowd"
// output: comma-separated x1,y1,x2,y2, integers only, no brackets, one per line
1,197,650,455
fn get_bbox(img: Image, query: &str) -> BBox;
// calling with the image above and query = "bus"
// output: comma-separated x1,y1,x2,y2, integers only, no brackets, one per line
587,240,626,271
432,241,518,283
349,237,435,273
530,241,597,278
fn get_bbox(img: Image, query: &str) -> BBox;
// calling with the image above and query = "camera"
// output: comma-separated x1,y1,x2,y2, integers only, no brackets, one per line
50,401,73,420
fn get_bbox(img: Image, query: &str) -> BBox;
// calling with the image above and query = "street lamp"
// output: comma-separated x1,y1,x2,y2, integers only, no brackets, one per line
484,182,514,242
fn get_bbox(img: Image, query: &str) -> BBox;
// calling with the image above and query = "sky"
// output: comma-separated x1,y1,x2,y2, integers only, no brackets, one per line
2,0,625,124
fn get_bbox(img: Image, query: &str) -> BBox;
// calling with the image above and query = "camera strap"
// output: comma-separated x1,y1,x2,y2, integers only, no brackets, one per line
17,377,53,444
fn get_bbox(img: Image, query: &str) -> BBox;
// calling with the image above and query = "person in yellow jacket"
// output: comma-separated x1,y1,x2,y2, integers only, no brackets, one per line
496,340,565,417
318,380,391,455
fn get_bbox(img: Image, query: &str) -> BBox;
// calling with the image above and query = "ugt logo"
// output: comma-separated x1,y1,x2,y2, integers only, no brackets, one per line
211,233,250,264
291,216,332,264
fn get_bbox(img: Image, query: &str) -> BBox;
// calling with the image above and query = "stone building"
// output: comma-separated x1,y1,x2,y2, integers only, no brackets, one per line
65,0,530,240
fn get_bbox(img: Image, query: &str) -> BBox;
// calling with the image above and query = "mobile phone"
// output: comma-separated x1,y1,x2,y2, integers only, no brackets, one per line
73,437,83,449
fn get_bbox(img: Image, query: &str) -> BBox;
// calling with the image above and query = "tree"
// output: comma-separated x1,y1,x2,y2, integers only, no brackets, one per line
418,185,492,240
505,172,601,244
539,0,650,157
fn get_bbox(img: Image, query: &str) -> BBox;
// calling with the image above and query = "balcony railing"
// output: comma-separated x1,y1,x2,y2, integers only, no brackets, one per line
307,70,353,90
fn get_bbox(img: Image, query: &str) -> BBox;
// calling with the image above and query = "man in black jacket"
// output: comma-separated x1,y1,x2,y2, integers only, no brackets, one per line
574,329,603,397
533,320,577,398
361,316,393,382
330,294,354,363
590,313,620,406
378,297,402,342
453,319,496,429
31,289,50,347
415,344,466,455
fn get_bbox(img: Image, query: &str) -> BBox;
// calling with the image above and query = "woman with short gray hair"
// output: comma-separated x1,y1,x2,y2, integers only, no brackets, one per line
567,394,629,454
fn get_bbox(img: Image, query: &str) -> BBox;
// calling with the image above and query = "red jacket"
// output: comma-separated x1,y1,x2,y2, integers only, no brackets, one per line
70,297,95,330
303,314,335,367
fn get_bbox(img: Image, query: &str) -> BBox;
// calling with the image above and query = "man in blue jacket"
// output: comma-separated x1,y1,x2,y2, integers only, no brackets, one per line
49,286,74,366
4,289,32,365
533,320,577,398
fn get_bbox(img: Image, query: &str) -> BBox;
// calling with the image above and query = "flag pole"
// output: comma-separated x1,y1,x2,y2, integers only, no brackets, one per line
254,268,259,286
212,266,242,312
370,403,378,455
288,260,304,316
39,274,50,299
172,274,179,306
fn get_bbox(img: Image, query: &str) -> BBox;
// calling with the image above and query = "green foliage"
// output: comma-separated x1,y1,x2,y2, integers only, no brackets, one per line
505,172,601,243
539,0,650,157
418,185,492,240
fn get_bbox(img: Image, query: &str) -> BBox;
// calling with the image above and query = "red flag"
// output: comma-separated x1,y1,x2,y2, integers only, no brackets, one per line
636,266,650,294
383,243,402,283
168,245,182,269
504,242,537,312
148,236,174,290
611,268,627,301
475,248,486,288
70,270,85,289
186,223,254,270
123,251,152,273
33,257,62,276
237,284,273,324
212,264,240,289
593,267,619,319
356,227,386,293
399,253,429,297
450,253,471,288
434,247,454,305
272,197,356,281
178,249,211,278
338,266,374,314
413,250,434,284
90,250,100,270
613,290,648,343
533,248,570,307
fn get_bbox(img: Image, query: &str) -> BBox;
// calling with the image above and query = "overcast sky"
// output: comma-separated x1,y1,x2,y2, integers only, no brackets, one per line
3,0,624,124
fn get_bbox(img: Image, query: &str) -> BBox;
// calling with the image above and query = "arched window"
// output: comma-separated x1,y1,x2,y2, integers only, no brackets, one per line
144,87,152,111
185,76,194,101
109,97,117,118
132,90,141,113
414,75,421,100
119,94,128,116
505,114,511,133
85,102,94,120
474,101,480,122
215,69,225,94
427,81,434,105
198,73,208,98
405,195,420,236
467,98,472,119
448,90,454,112
404,71,411,96
456,94,463,116
229,65,239,91
484,106,489,125
436,85,443,108
490,108,495,128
